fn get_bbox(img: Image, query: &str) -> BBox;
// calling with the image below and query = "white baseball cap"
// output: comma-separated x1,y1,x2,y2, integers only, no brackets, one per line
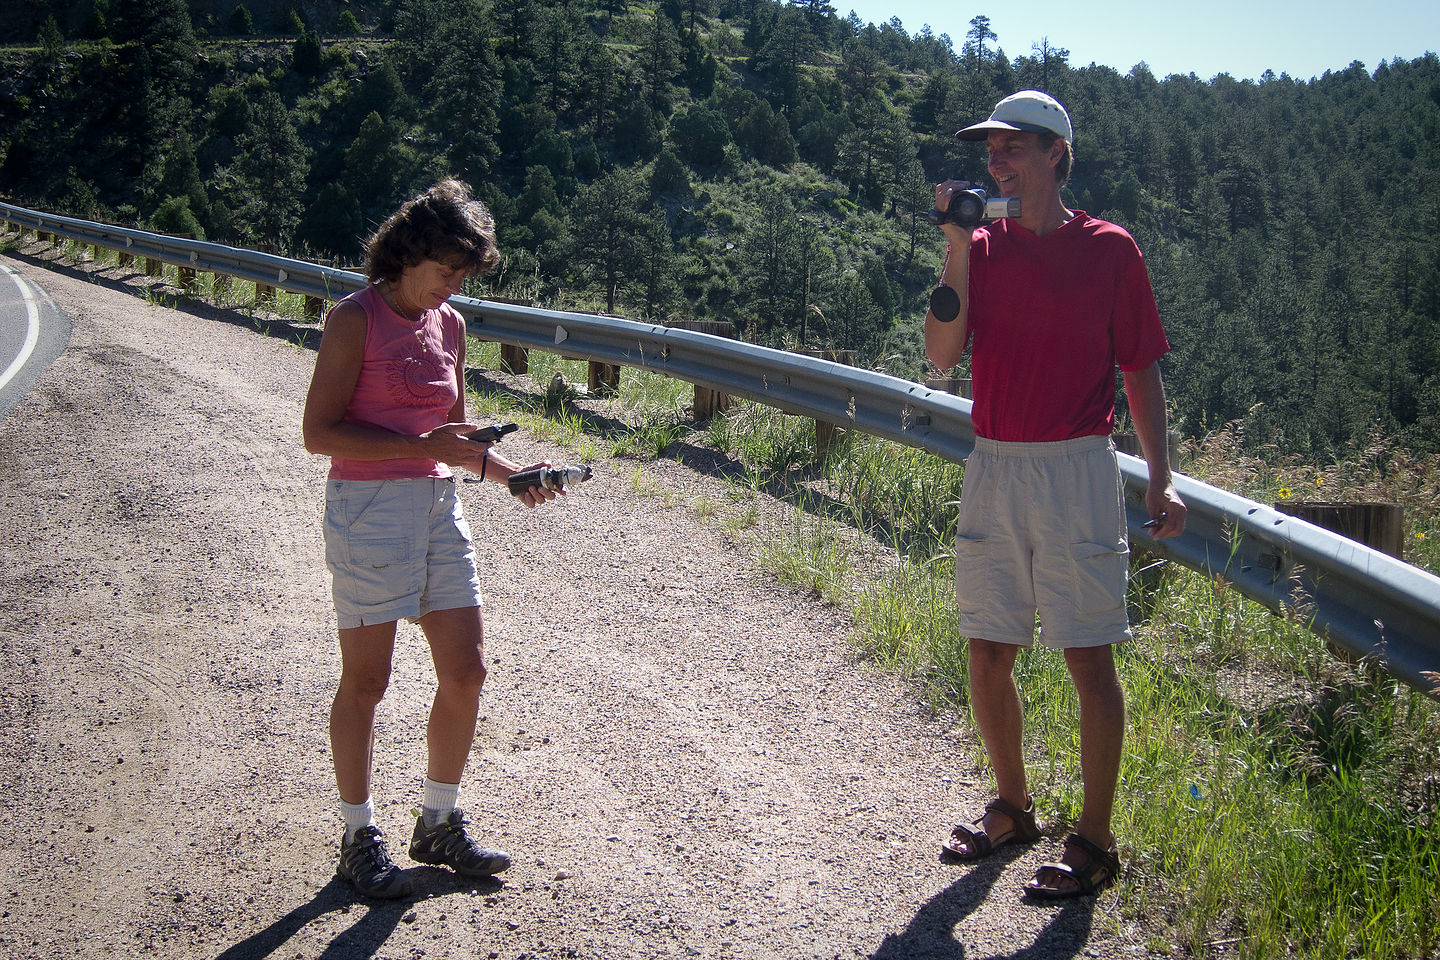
956,90,1073,142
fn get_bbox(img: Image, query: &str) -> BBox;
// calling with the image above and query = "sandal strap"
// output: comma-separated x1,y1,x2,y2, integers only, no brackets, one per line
947,820,994,857
984,796,1040,841
1032,859,1100,895
1063,832,1120,875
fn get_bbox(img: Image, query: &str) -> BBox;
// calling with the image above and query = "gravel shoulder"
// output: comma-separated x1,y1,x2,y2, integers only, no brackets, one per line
0,246,1142,959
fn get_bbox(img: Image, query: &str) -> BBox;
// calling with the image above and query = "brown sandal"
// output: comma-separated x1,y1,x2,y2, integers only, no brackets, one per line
1025,832,1121,899
941,796,1041,862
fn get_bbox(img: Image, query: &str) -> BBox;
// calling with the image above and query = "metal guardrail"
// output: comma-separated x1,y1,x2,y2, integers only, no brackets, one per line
4,200,1438,694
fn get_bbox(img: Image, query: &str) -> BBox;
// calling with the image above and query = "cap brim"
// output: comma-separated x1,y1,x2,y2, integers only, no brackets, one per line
954,120,1060,141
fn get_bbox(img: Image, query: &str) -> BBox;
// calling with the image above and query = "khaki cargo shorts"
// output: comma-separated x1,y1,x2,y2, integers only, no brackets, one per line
954,435,1130,648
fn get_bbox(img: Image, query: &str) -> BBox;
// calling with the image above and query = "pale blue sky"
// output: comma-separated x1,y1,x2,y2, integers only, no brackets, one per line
837,0,1439,81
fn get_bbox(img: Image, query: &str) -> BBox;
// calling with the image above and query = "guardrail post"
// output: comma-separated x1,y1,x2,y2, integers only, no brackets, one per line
500,343,528,375
924,375,972,399
587,361,620,395
144,257,162,277
1274,500,1406,662
800,348,856,460
304,295,325,320
674,320,736,419
173,234,197,288
1275,501,1404,560
255,283,275,304
1114,429,1182,468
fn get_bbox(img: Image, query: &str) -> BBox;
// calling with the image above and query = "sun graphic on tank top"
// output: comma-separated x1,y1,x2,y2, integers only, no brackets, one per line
386,353,447,405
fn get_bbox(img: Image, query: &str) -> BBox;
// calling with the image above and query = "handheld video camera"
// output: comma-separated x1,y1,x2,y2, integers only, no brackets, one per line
508,465,593,496
925,187,1020,229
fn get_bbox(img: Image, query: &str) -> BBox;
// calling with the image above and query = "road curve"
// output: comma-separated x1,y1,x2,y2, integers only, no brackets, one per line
0,258,71,420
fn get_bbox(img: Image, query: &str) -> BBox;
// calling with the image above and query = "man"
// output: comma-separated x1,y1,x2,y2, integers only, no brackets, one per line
925,90,1186,899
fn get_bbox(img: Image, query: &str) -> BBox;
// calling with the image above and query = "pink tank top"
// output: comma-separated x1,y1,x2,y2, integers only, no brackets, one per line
327,285,463,481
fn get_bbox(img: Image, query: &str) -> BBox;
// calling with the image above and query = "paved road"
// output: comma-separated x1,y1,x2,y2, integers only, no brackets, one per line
0,259,70,420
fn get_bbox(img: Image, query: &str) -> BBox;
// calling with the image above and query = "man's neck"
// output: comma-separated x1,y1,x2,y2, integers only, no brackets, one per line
1018,190,1073,237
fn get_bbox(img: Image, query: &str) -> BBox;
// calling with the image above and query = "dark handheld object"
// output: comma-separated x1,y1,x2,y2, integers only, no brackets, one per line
1142,516,1164,529
926,187,1021,228
468,422,519,443
929,285,962,323
508,464,593,496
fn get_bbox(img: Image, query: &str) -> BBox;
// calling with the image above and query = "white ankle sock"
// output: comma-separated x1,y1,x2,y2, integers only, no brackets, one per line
421,778,460,828
341,797,374,842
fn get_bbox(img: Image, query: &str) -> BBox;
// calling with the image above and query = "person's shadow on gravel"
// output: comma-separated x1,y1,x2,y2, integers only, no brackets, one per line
870,850,1093,960
211,869,506,960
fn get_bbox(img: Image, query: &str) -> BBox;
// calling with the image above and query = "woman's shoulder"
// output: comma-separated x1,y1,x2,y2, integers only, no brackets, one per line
437,300,468,332
324,293,372,343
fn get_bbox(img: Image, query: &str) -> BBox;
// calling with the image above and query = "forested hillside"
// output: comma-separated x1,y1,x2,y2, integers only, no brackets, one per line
3,0,1439,458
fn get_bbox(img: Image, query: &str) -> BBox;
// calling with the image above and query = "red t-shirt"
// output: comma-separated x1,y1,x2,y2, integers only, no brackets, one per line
966,212,1169,442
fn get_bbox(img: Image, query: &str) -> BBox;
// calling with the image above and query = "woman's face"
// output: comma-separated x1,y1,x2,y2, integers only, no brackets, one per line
400,258,470,311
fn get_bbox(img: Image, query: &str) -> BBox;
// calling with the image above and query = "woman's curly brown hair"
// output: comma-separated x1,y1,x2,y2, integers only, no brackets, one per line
362,179,500,284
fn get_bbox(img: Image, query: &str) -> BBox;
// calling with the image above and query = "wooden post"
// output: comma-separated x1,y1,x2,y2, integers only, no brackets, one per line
144,257,163,277
924,376,973,399
500,343,528,375
304,295,325,320
255,283,276,303
587,361,620,395
799,348,857,461
1274,500,1405,663
1113,429,1182,468
175,235,196,289
1274,501,1405,560
117,251,133,267
672,319,737,420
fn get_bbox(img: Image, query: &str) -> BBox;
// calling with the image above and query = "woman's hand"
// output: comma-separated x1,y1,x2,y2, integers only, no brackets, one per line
505,461,560,509
422,422,493,471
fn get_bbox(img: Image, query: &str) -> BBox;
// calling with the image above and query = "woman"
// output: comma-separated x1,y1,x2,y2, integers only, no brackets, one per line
303,180,557,898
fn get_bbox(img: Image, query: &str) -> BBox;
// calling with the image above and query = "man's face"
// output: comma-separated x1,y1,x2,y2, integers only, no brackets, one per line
985,131,1058,198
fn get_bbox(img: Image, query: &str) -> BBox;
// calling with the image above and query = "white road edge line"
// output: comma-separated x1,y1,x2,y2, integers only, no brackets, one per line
0,262,43,391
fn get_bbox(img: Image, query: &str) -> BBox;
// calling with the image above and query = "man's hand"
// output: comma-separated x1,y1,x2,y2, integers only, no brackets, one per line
1143,482,1186,539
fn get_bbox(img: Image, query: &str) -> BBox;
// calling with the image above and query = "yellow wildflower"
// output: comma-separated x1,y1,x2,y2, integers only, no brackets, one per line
1278,487,1291,499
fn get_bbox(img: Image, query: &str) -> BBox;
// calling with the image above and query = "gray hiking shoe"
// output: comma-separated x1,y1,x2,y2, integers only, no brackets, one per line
337,825,414,899
408,808,511,877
